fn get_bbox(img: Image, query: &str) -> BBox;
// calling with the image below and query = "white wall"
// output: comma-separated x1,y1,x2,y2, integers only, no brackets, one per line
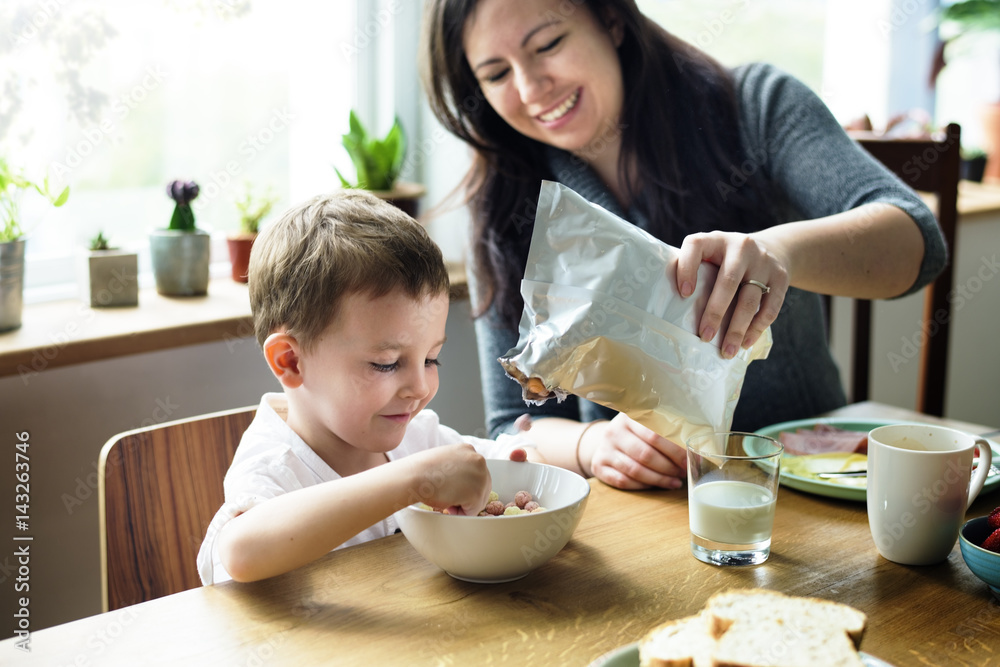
828,210,1000,422
0,299,485,635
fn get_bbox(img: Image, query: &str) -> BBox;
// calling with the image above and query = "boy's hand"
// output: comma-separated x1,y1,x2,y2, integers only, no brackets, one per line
408,444,491,516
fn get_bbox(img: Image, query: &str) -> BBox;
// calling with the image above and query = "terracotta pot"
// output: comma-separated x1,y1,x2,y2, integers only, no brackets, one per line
368,181,427,219
227,233,256,283
982,102,1000,185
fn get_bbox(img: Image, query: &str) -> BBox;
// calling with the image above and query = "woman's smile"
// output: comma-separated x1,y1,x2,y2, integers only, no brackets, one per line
538,88,581,124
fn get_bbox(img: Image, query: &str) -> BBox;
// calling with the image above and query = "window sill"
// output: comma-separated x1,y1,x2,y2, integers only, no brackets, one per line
0,262,469,379
6,181,997,381
954,179,1000,218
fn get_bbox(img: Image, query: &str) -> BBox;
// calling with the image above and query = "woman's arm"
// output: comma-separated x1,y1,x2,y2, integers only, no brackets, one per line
525,415,687,490
676,201,925,358
759,202,923,299
676,63,943,360
216,444,490,582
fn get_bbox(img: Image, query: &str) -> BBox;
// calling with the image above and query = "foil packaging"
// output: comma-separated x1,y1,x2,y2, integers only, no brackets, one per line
499,181,772,446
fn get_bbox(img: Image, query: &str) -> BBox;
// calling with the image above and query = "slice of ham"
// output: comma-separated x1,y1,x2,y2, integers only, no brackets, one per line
779,424,869,457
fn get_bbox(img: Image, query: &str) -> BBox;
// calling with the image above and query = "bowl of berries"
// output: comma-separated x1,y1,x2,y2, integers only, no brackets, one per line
396,459,590,583
959,507,1000,600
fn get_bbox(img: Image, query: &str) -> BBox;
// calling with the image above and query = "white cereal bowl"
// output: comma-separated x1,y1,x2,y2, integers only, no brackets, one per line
395,459,591,583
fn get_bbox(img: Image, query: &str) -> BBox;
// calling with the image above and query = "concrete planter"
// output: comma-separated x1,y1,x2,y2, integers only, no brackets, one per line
0,239,25,332
87,250,139,307
149,229,210,296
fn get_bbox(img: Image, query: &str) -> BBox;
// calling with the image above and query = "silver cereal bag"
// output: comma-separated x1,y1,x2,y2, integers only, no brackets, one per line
499,181,772,445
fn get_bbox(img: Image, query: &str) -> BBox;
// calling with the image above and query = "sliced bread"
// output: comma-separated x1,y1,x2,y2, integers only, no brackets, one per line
712,618,865,667
706,589,867,647
639,612,716,667
638,589,868,667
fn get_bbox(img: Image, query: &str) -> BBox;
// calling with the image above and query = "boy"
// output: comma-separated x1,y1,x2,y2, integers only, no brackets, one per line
197,191,538,584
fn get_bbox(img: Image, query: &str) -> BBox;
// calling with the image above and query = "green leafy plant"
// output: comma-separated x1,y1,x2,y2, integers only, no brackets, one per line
940,0,1000,33
933,0,1000,83
166,179,200,231
0,157,70,242
335,110,405,191
234,182,279,235
961,146,988,160
89,230,114,251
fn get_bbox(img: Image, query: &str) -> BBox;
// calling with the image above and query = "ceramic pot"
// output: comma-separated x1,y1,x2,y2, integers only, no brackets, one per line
0,239,25,332
226,234,256,283
87,250,139,307
369,181,426,219
149,229,210,296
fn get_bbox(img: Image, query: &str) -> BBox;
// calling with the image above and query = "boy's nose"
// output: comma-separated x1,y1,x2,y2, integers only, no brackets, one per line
400,368,431,400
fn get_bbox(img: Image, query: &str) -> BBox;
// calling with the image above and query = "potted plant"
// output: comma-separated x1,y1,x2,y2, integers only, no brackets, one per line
150,179,210,296
961,147,989,182
336,109,425,217
0,157,69,331
227,182,278,283
933,0,1000,182
84,231,138,307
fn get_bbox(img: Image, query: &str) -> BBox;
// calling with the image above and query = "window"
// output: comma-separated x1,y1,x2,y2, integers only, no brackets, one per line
638,1,950,140
3,0,359,301
637,0,829,93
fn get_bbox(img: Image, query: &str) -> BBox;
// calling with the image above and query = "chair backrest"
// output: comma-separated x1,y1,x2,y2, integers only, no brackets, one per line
835,123,961,416
98,405,256,612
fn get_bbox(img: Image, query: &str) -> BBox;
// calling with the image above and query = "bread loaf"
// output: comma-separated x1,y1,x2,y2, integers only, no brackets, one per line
638,589,868,667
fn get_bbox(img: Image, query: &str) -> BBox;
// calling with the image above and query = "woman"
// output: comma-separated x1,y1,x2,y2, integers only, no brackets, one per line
420,0,945,490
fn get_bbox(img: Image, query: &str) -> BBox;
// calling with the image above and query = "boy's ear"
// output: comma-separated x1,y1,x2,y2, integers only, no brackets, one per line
263,332,304,388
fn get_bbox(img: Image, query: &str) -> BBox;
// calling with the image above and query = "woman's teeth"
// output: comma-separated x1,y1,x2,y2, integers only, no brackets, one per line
539,90,579,122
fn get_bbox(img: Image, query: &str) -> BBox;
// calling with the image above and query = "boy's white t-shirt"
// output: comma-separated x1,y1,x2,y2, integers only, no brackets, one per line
196,392,528,585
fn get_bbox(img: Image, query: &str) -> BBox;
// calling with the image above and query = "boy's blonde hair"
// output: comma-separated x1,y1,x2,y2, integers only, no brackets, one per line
248,190,450,351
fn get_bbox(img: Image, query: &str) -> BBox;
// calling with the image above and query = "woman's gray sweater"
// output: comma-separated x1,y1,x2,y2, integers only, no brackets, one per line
473,63,947,437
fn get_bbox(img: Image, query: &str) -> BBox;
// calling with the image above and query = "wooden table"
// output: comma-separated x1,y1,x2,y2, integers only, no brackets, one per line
4,402,1000,665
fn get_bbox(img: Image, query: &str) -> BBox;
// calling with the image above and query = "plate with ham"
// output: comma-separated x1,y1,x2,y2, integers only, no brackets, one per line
756,418,1000,502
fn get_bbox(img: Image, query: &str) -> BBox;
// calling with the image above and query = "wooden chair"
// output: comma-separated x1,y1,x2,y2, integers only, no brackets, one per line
834,123,961,416
98,405,256,612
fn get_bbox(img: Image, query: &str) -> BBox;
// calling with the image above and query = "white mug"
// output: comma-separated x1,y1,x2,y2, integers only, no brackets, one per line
867,424,993,565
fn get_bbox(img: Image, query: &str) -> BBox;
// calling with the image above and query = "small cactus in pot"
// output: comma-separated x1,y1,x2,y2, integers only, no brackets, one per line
150,178,210,296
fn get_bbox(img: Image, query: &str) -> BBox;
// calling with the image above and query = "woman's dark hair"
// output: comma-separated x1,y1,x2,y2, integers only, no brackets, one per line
421,0,768,327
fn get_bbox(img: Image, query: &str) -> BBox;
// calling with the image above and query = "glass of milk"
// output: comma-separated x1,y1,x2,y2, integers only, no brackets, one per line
686,432,783,566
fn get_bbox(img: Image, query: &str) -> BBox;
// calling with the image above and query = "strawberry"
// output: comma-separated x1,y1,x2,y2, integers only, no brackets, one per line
982,527,1000,554
988,506,1000,531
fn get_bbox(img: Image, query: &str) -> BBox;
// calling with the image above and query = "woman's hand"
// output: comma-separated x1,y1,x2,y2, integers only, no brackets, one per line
583,414,687,490
508,414,546,464
675,231,790,359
